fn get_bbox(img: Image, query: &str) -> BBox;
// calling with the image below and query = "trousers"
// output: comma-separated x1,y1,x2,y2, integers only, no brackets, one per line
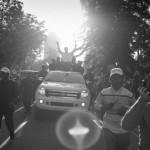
103,128,130,150
0,106,14,135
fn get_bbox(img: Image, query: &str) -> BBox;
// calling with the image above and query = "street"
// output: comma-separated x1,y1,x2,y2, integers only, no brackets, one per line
0,105,139,150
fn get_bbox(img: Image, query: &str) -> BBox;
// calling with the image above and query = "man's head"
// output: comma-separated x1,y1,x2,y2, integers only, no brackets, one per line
109,68,124,90
0,67,10,80
52,59,56,64
41,65,46,71
78,61,82,66
87,68,92,73
56,57,60,62
64,47,68,53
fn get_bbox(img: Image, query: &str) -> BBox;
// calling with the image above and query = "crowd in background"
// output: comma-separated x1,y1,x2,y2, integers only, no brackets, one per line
48,56,84,74
0,63,150,149
4,60,150,111
1,45,150,149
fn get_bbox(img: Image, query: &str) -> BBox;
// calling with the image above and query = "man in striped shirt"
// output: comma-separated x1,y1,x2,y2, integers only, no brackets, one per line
94,68,135,150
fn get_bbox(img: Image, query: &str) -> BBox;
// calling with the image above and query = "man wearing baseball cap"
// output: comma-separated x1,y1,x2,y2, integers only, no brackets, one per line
0,67,18,141
94,67,135,150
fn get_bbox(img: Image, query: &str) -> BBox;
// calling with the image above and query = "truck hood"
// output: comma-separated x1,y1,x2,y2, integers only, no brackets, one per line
40,81,87,92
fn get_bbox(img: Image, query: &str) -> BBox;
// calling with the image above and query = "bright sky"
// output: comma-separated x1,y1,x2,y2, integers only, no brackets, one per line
21,0,85,51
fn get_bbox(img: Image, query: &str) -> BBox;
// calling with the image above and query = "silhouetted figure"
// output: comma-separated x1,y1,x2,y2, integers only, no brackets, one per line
56,56,63,70
76,60,84,75
84,68,94,84
71,56,77,72
20,73,34,113
49,59,57,71
38,65,48,79
0,67,18,141
122,87,150,150
84,68,94,106
56,42,77,62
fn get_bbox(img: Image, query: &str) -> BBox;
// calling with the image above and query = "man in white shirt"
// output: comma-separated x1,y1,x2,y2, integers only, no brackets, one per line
56,41,84,71
94,68,135,150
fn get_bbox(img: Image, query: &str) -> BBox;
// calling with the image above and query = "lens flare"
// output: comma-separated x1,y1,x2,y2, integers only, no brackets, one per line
55,110,102,150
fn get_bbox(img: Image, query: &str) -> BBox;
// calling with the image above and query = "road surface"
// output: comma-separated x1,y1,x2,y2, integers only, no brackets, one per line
0,105,139,150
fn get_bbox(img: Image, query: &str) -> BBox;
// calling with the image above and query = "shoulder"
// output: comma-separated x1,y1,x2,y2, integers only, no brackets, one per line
101,87,111,95
121,87,134,98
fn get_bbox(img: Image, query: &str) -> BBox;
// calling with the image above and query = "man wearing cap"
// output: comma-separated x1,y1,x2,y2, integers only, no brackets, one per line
0,67,18,141
94,68,135,150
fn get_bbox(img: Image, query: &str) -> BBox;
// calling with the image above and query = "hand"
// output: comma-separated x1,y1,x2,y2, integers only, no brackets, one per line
116,105,128,116
138,87,150,103
103,102,115,111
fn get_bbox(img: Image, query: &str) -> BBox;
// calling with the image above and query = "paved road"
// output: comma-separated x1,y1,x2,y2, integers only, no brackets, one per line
0,106,138,150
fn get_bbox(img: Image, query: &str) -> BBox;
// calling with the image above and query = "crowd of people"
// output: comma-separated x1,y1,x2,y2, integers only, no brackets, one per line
0,43,150,150
48,56,84,74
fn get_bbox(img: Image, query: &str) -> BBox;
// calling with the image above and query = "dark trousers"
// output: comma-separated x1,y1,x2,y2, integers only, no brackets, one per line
22,93,32,112
0,107,14,135
103,128,130,150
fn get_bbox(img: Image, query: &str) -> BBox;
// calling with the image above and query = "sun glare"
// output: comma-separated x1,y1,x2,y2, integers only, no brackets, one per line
44,1,85,51
23,0,86,61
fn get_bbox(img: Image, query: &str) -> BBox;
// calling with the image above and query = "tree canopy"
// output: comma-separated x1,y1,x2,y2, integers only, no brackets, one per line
0,0,47,68
80,0,150,76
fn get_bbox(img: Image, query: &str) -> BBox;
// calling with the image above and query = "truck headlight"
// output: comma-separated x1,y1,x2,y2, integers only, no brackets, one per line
38,87,45,95
81,102,86,107
39,99,44,104
81,91,88,98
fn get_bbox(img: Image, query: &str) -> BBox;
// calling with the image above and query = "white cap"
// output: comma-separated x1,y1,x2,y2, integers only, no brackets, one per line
0,67,10,74
110,68,123,76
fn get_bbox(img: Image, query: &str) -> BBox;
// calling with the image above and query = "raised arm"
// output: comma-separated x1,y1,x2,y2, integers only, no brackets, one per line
56,41,63,55
121,88,149,130
75,49,86,57
71,41,85,54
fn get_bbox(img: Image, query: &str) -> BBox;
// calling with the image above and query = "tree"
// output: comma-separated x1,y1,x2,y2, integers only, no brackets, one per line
80,0,150,76
0,0,47,68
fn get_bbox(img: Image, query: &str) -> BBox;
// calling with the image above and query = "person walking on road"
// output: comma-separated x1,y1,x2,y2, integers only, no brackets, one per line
20,73,34,113
0,67,18,141
94,68,135,150
84,68,94,106
121,87,150,150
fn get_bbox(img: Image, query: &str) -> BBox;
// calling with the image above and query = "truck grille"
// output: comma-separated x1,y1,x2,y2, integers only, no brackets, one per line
45,90,81,99
50,102,74,107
